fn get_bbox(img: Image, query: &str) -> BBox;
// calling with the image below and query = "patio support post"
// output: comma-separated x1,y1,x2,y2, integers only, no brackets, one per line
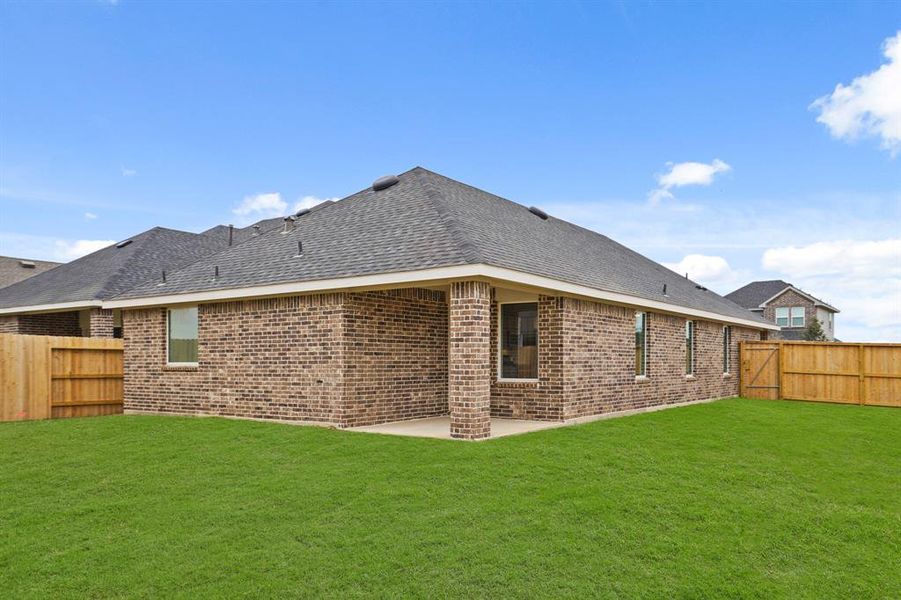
448,280,492,440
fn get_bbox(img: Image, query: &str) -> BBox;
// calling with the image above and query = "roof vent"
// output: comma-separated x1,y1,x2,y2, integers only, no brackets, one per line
372,174,399,191
295,208,311,217
528,206,549,220
115,240,133,248
19,260,35,269
282,216,296,233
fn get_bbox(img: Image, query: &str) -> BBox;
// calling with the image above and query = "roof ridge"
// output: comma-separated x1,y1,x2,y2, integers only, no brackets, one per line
414,168,483,264
96,227,172,299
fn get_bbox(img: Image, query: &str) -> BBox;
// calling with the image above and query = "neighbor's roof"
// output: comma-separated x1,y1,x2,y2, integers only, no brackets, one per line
0,256,61,289
114,167,771,327
0,228,232,310
726,280,839,312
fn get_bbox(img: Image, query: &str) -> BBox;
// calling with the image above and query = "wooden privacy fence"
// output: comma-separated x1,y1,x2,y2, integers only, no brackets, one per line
740,341,900,407
0,333,124,422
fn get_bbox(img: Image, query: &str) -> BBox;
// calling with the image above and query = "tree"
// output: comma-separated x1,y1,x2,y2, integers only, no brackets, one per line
803,317,827,341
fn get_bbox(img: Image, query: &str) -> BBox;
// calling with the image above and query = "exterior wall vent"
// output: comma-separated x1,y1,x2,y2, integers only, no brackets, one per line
372,175,399,191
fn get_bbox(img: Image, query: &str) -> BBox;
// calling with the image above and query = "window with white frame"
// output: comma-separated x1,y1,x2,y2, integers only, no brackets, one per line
167,307,198,364
776,306,806,327
775,307,790,327
499,302,538,379
685,320,695,375
722,326,731,374
635,312,648,377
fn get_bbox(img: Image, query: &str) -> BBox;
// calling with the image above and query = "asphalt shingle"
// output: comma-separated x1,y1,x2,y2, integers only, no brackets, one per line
116,167,770,326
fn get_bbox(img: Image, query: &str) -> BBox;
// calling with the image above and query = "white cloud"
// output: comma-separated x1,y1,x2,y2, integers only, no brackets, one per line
84,212,98,221
663,253,749,290
54,239,115,261
232,192,287,225
121,168,137,177
648,159,731,206
811,31,901,155
657,159,732,189
762,239,901,341
293,195,336,213
762,239,901,278
231,192,336,226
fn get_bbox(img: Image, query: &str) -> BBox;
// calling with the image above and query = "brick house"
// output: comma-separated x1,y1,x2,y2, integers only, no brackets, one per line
0,255,61,289
102,168,777,439
725,280,839,340
0,219,290,337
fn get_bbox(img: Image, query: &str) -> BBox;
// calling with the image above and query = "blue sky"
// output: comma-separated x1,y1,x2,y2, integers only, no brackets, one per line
1,1,899,340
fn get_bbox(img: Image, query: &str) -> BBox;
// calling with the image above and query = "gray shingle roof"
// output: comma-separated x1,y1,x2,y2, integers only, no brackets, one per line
0,256,61,289
725,280,838,312
725,280,792,309
0,227,234,309
116,167,770,326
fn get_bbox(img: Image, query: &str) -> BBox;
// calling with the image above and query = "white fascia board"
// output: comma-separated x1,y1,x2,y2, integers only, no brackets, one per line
103,263,780,331
0,300,102,316
758,285,839,313
477,265,781,331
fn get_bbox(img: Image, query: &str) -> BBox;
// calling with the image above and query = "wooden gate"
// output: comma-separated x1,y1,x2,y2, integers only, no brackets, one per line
1,333,123,422
740,341,781,400
740,341,900,407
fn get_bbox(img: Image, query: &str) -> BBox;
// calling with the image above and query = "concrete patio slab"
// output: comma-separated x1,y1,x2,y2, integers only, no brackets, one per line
348,416,563,440
346,397,722,441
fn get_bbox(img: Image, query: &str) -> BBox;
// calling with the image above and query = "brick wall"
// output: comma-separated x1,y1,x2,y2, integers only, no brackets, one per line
0,309,113,337
489,295,565,420
488,295,761,421
124,294,346,423
342,289,448,427
124,288,448,428
763,289,816,337
12,311,82,336
448,281,492,439
0,316,18,333
122,284,765,432
559,298,760,419
88,308,115,338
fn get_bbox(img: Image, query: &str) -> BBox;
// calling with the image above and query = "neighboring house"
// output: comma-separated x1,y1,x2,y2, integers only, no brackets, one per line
98,167,776,439
0,219,286,338
0,256,61,288
725,280,839,341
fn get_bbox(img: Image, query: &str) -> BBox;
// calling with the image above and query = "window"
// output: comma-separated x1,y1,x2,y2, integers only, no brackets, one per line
723,326,731,374
167,307,198,364
685,320,695,375
775,307,789,327
776,306,805,327
635,312,648,376
500,302,538,379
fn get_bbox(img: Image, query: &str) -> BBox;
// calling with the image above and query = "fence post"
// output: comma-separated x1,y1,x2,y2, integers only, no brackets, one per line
858,344,865,405
777,342,785,400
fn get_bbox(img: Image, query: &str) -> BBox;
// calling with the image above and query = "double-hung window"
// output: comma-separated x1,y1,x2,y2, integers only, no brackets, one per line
775,307,789,327
722,326,731,374
635,312,648,377
685,320,695,375
167,307,198,365
775,306,805,327
499,303,538,379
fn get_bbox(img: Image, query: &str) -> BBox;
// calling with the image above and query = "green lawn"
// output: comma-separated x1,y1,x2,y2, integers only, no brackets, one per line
1,399,898,599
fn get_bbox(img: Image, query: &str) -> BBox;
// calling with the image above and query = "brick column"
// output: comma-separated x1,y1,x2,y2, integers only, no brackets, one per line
448,280,492,440
88,308,115,338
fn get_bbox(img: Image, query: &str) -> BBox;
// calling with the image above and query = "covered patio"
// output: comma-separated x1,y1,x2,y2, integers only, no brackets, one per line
348,415,562,440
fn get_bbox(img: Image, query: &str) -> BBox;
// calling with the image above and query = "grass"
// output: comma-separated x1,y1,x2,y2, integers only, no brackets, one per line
0,399,898,599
